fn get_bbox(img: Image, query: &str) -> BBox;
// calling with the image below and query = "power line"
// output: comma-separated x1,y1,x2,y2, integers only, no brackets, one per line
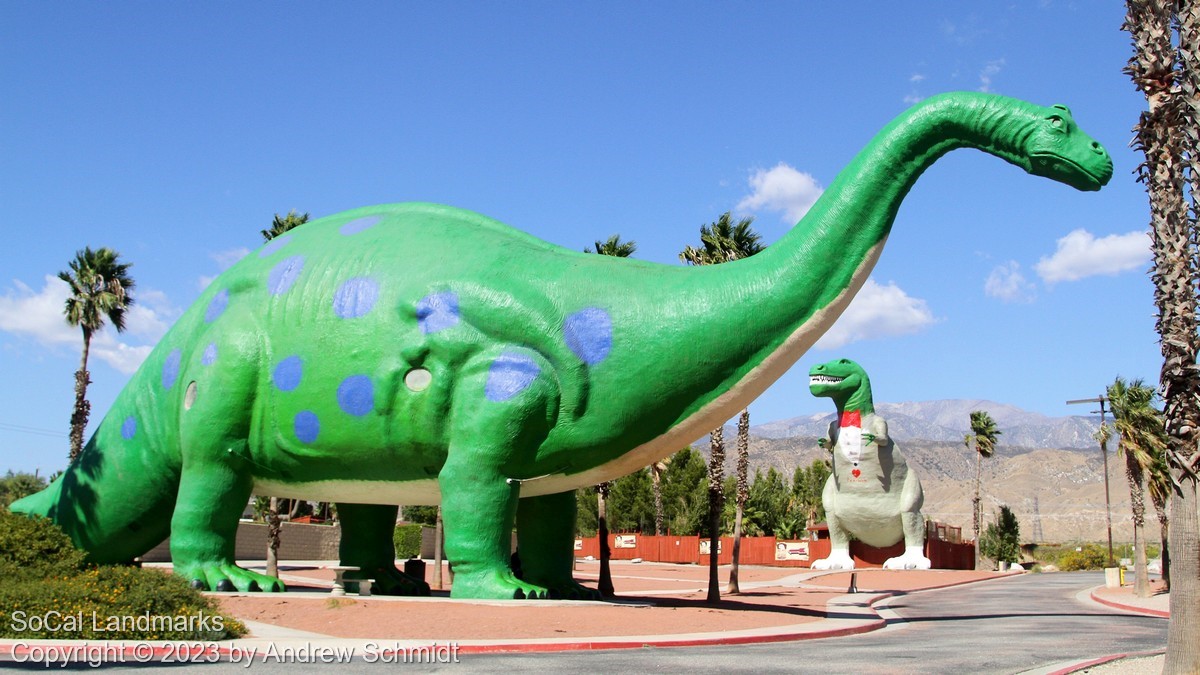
0,421,68,439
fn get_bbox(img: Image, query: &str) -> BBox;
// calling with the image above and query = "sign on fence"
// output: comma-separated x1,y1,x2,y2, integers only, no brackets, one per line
614,534,637,549
775,541,809,561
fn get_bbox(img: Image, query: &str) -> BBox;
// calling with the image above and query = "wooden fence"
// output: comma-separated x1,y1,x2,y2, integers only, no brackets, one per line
574,526,974,570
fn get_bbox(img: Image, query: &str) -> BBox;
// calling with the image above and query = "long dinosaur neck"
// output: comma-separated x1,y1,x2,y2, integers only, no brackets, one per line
673,93,1040,422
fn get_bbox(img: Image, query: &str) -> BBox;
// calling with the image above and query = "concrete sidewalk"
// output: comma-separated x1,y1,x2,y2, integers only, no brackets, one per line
0,561,1167,668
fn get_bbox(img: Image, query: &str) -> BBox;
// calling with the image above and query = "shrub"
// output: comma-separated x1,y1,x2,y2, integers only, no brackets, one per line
0,507,86,579
394,523,423,559
1058,543,1110,571
0,507,245,640
980,505,1021,564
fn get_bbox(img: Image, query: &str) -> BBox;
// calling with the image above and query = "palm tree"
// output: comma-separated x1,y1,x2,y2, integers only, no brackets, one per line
261,210,310,242
966,410,1001,570
59,247,135,462
679,212,764,599
585,234,637,257
1146,448,1172,590
260,211,309,577
650,456,670,535
583,233,636,597
1108,377,1168,598
1124,2,1199,668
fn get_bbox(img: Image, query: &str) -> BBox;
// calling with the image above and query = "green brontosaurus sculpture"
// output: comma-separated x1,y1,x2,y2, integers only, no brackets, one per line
809,358,929,570
13,92,1112,599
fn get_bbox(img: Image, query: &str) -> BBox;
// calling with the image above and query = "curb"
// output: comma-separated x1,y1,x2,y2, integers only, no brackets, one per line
1044,649,1165,675
1087,588,1170,618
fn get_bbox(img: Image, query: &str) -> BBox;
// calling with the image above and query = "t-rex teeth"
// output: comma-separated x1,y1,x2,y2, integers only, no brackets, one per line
809,375,845,384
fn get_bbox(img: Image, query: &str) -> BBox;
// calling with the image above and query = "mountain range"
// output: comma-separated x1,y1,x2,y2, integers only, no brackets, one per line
704,400,1148,546
750,399,1104,450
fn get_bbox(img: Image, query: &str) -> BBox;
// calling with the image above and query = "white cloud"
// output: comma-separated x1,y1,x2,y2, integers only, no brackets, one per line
910,73,926,83
815,278,936,349
1034,229,1150,283
736,163,824,223
200,247,249,290
0,275,172,374
979,59,1005,93
985,261,1036,303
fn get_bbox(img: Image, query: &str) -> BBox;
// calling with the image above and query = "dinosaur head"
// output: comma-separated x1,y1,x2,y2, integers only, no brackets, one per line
1023,103,1113,192
808,358,873,412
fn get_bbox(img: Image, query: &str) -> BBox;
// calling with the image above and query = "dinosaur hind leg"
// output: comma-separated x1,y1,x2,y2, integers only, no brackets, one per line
336,502,430,596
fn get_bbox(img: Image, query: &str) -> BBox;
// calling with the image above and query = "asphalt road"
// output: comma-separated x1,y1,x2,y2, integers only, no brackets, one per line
9,571,1167,674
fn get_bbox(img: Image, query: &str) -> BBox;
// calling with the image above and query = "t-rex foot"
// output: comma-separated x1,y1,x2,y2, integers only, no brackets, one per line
883,547,931,570
811,551,856,571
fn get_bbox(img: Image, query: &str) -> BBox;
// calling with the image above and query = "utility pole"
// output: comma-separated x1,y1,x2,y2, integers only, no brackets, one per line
1066,396,1115,567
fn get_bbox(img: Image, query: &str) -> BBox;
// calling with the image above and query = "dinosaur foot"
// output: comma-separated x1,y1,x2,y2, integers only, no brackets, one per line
883,549,932,570
349,566,431,596
811,551,856,571
182,563,286,593
524,579,603,600
449,569,552,600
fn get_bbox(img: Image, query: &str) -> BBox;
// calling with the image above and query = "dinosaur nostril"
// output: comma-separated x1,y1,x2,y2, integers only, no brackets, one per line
1091,142,1104,154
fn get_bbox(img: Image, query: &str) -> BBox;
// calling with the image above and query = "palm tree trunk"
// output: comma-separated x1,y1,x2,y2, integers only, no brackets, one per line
1125,460,1150,597
727,409,750,594
1158,510,1170,591
597,483,614,597
68,333,92,463
651,464,664,536
433,506,444,589
973,451,982,570
706,426,725,604
266,496,281,578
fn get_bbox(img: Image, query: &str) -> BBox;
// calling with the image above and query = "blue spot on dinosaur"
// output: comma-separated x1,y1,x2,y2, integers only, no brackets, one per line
268,256,305,296
121,417,137,440
205,289,229,323
202,343,218,366
486,352,541,402
340,216,381,236
294,411,320,444
162,349,182,390
259,235,292,258
416,292,460,334
337,375,374,416
273,356,303,392
563,307,612,366
333,278,379,319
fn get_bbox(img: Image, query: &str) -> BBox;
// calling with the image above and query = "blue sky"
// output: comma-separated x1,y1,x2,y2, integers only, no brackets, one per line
0,2,1159,474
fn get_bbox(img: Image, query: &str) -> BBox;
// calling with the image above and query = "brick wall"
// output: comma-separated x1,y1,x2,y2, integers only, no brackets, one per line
140,521,341,562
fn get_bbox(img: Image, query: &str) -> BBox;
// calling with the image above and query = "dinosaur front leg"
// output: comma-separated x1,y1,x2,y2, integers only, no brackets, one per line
170,456,285,592
336,502,430,596
517,491,601,599
439,350,557,600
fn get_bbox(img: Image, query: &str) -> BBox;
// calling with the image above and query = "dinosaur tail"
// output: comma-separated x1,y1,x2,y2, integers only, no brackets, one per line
10,405,182,564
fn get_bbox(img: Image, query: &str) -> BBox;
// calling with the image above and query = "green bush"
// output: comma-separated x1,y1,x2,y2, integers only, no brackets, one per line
980,505,1021,564
394,523,423,559
0,507,245,640
1058,543,1111,571
0,507,86,579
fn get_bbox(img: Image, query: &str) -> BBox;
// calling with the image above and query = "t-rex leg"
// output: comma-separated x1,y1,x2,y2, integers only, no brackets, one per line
439,349,557,599
337,502,431,595
517,490,600,599
884,471,931,570
811,475,855,570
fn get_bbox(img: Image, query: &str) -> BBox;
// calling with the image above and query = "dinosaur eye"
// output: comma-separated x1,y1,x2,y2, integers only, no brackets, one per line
1050,116,1064,128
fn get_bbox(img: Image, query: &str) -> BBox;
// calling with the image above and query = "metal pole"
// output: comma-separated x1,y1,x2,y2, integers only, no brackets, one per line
1066,396,1116,567
1097,398,1115,567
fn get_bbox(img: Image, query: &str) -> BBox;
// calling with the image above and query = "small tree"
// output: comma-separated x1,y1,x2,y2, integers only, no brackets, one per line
980,505,1021,567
